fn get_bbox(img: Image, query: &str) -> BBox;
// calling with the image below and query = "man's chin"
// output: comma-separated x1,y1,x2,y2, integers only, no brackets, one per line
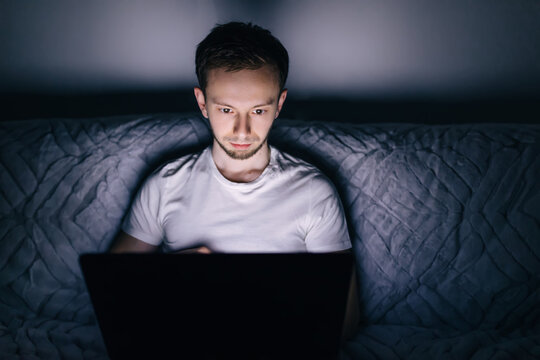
215,136,269,161
224,147,260,160
218,141,265,160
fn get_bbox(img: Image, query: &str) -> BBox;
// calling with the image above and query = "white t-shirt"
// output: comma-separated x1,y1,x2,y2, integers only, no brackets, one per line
122,146,351,253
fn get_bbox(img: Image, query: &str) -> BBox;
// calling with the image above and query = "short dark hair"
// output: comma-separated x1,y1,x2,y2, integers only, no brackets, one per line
195,22,289,93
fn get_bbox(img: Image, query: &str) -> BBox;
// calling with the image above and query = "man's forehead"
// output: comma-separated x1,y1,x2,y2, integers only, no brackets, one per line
204,66,281,107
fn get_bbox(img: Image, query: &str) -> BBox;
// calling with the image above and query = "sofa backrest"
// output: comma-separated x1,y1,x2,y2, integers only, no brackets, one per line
270,120,540,332
0,114,211,324
1,114,538,333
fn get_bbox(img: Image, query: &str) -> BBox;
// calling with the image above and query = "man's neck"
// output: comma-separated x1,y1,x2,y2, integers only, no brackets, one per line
211,141,271,183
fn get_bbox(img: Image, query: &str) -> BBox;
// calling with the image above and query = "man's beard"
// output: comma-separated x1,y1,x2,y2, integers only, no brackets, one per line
214,135,268,160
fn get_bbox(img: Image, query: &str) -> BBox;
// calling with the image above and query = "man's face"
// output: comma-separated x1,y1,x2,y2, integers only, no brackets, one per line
194,65,287,160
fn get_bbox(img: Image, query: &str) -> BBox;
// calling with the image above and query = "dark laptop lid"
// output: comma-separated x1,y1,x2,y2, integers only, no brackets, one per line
80,253,354,360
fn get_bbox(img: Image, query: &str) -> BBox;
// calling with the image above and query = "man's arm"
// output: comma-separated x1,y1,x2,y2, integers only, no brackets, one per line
109,231,212,254
109,231,158,253
342,265,360,342
333,249,360,342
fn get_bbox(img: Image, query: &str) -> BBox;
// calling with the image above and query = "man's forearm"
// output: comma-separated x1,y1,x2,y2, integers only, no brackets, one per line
109,231,158,253
342,268,360,342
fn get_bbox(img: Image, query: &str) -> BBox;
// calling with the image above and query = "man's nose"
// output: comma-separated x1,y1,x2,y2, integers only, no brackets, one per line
233,114,251,136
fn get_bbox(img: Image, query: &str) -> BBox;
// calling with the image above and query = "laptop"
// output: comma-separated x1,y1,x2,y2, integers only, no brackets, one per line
80,252,354,360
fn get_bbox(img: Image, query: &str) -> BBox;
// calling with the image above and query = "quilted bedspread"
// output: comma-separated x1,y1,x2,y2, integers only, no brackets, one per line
0,113,539,359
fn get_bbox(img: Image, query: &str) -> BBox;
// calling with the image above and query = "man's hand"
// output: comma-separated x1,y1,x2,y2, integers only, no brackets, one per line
174,245,212,254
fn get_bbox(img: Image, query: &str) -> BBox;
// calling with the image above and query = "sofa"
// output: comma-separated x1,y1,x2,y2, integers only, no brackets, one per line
0,112,538,359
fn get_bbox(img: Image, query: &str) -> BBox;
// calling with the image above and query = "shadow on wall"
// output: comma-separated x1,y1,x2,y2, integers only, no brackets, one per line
1,0,540,123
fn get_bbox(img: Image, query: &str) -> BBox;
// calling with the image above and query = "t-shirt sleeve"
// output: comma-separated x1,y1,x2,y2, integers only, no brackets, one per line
121,172,165,246
304,174,352,252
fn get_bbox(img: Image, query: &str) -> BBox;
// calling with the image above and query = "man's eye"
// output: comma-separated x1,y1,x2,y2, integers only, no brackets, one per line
253,109,266,115
220,108,232,114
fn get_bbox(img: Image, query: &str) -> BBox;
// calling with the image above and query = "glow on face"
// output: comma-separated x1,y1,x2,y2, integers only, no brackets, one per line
203,65,283,160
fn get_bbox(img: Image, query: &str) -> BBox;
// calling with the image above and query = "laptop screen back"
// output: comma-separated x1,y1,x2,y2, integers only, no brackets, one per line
80,253,353,359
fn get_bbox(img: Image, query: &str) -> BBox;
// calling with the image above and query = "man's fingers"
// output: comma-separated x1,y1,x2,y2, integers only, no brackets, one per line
175,245,212,254
196,246,212,254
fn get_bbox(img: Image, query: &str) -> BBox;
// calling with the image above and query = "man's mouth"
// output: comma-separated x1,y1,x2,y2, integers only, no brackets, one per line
230,143,251,150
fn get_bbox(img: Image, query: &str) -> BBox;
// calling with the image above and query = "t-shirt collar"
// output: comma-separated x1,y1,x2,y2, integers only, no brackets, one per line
207,145,276,190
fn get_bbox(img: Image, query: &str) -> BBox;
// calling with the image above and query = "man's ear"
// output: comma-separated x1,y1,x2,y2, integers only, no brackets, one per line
275,89,288,119
193,87,208,118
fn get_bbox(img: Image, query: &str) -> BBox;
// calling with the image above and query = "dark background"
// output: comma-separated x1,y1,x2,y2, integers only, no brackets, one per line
1,0,539,123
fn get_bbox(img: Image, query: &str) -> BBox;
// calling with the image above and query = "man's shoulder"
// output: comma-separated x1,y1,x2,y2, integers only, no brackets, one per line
270,146,335,190
271,146,320,175
143,147,209,189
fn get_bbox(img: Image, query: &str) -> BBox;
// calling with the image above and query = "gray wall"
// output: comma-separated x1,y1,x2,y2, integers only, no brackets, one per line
2,0,540,98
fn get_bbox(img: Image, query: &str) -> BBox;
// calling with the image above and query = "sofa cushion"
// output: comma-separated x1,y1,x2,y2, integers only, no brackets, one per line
342,324,540,360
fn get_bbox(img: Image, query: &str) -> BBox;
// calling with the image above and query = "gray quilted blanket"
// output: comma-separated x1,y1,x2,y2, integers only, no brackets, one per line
0,113,539,359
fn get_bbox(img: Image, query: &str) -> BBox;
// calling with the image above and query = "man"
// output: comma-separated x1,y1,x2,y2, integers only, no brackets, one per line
110,22,352,255
109,21,358,340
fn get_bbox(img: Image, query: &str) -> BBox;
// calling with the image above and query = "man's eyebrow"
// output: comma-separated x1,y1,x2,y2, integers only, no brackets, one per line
252,100,276,108
211,99,276,108
212,101,234,108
